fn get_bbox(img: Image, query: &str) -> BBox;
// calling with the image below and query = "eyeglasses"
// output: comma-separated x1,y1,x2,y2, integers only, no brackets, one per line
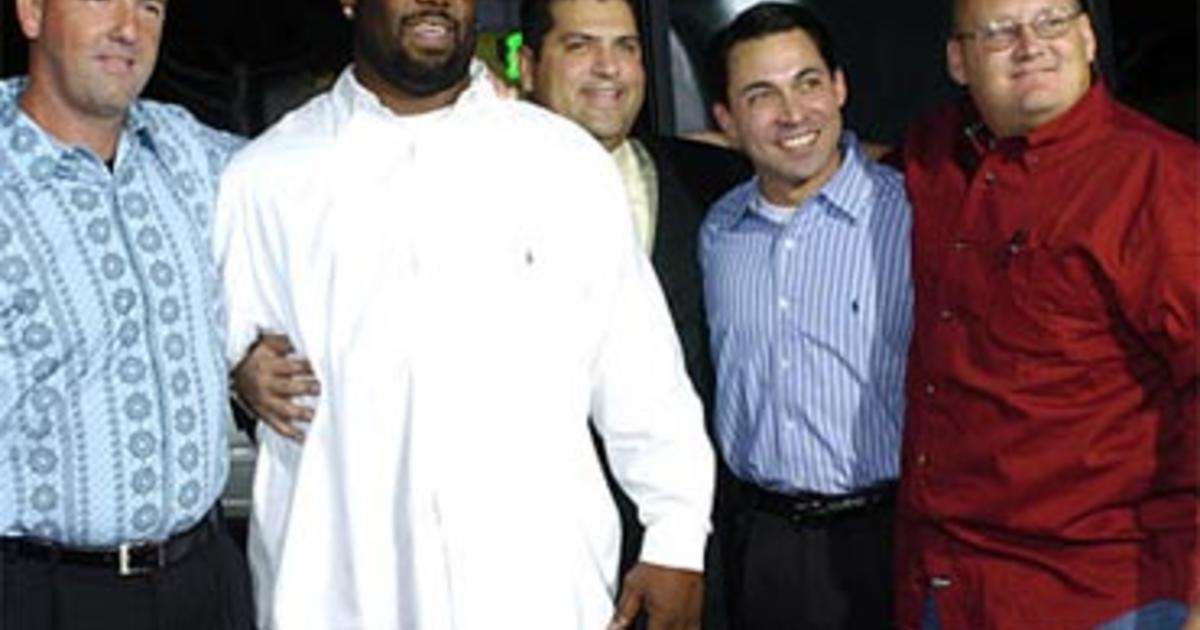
953,6,1085,52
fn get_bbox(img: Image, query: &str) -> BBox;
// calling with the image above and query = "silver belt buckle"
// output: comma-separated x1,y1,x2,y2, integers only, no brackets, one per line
117,542,162,577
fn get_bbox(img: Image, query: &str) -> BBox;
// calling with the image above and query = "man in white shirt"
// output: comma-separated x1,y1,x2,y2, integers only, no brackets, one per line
214,0,714,628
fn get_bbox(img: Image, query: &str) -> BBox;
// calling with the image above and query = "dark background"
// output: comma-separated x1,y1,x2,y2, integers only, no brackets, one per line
2,0,1195,142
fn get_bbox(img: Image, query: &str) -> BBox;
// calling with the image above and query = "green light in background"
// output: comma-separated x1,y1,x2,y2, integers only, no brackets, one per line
504,32,524,82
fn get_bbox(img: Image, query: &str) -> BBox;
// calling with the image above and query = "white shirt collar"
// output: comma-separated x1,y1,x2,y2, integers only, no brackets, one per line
330,59,500,126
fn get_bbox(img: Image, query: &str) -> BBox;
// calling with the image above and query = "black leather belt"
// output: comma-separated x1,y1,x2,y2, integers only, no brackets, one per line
752,481,897,525
0,506,221,577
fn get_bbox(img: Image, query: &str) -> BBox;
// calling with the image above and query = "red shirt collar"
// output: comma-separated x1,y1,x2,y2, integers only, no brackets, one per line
957,81,1114,168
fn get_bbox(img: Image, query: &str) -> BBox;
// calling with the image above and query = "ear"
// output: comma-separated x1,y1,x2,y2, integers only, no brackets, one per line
946,38,968,86
517,46,536,95
832,69,848,108
712,102,741,149
16,0,44,40
1078,13,1097,65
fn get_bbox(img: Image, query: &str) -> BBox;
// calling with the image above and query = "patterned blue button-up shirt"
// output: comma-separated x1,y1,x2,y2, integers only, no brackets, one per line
700,132,913,495
0,78,242,545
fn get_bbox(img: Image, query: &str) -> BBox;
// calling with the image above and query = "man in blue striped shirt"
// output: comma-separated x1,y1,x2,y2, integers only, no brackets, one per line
700,4,912,629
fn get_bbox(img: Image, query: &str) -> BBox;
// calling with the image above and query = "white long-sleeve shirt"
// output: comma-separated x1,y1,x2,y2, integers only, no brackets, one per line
215,65,713,630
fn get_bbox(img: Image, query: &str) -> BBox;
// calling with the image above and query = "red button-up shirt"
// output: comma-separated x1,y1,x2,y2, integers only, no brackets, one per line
897,83,1198,630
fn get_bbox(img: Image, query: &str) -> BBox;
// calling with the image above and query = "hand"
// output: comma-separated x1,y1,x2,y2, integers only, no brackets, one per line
231,333,319,441
1184,602,1200,630
484,65,519,100
608,563,702,630
679,129,732,149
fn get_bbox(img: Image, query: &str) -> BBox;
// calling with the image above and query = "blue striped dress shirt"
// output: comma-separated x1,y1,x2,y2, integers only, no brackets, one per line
699,132,912,495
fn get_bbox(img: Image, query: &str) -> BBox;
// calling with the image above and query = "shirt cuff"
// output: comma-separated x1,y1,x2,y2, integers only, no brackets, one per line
638,517,709,573
226,325,261,369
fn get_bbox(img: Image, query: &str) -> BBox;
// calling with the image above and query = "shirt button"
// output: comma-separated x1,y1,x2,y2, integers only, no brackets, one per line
783,238,796,250
930,576,953,590
983,171,996,185
924,383,936,396
780,357,791,369
951,239,968,252
939,309,953,322
916,453,930,466
778,297,790,310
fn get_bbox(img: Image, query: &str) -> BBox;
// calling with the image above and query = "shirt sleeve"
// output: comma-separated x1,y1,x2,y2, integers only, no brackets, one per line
1108,142,1200,601
586,155,715,573
213,153,291,366
1110,145,1199,388
201,126,248,184
164,102,246,186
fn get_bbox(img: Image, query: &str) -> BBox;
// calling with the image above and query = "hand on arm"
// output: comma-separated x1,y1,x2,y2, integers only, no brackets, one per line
481,61,519,99
231,333,319,441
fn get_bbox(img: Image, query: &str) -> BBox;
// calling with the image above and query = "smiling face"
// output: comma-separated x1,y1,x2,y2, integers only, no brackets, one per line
17,0,166,125
948,0,1095,137
520,0,645,151
714,28,846,207
349,0,477,101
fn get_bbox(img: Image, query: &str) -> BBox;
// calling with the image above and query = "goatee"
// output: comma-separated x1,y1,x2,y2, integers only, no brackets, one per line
357,18,476,98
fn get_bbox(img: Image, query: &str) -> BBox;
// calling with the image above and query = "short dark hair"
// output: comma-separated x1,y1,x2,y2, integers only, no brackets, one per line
948,0,963,28
708,2,840,106
519,0,641,59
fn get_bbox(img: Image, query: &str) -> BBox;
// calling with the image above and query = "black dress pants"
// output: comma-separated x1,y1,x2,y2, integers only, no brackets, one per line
724,500,895,630
1,519,253,630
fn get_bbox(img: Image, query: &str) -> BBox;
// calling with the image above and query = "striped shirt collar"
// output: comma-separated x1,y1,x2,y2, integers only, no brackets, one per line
717,130,877,229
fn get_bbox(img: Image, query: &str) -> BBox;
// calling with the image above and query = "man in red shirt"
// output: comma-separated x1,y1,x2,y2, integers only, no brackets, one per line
897,0,1198,628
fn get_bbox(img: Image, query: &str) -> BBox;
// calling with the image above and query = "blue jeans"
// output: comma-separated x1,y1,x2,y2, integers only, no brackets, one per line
920,597,1187,630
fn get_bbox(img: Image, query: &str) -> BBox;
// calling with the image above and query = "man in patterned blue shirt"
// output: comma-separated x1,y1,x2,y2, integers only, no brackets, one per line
700,4,912,629
0,0,255,627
